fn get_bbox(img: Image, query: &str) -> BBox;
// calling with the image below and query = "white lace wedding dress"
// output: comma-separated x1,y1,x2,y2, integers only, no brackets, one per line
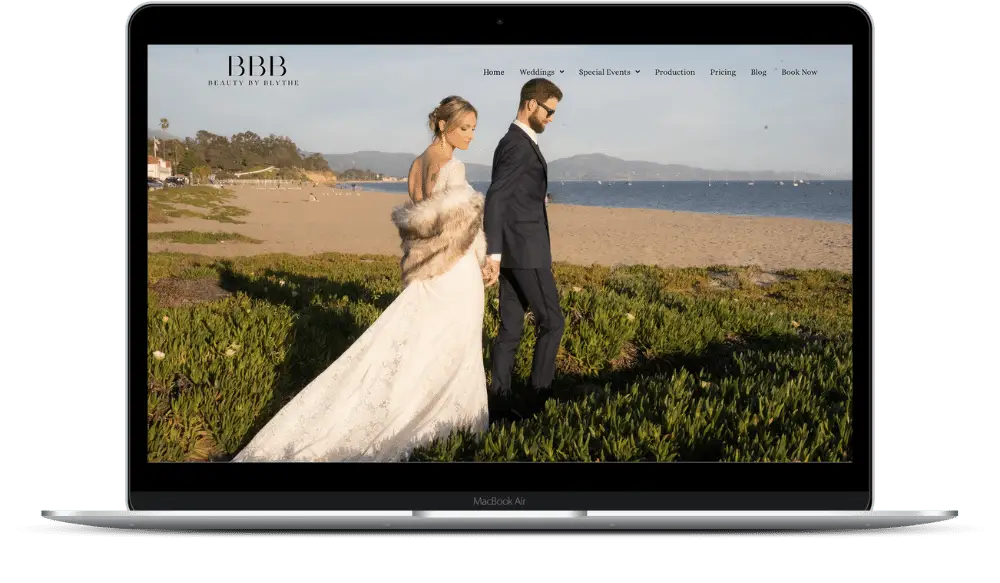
232,158,489,462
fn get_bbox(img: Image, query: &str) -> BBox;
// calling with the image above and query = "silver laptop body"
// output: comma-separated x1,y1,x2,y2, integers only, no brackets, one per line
47,1,958,531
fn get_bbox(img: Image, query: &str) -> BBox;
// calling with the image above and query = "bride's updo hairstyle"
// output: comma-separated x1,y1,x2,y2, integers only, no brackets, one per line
428,95,477,140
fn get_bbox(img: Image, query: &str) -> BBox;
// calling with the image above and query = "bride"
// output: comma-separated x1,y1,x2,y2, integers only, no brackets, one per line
232,96,499,462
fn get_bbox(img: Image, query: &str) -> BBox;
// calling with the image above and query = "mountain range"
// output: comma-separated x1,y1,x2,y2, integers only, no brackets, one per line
148,128,846,180
148,128,182,141
316,151,842,181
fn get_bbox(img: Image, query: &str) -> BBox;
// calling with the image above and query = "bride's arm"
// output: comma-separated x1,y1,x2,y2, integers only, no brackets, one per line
454,162,490,268
473,229,487,266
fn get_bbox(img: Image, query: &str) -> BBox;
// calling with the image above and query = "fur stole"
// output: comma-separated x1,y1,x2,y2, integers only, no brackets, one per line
391,186,487,285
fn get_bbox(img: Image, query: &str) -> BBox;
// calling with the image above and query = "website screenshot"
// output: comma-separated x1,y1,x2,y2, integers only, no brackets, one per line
146,45,852,463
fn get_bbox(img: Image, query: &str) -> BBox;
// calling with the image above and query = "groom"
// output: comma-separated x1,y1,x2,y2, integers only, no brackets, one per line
482,78,565,409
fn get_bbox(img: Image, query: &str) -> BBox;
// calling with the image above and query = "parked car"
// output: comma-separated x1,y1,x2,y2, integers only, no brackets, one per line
147,178,164,189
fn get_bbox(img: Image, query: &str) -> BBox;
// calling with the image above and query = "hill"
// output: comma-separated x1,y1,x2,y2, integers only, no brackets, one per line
316,150,836,182
148,128,182,141
317,151,493,181
146,129,333,181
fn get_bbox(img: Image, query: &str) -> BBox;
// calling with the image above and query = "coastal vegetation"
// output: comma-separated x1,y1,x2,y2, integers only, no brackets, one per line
148,122,380,182
147,252,852,463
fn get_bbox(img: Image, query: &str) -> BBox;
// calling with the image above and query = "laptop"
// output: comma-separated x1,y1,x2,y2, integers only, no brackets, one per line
43,2,956,531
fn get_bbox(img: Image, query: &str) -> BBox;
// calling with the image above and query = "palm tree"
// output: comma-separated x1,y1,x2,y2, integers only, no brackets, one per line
159,118,170,189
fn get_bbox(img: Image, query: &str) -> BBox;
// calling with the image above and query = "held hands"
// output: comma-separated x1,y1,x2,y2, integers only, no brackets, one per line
481,257,500,286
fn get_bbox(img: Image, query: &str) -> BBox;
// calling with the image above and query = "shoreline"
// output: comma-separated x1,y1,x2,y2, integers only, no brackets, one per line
148,187,853,272
356,188,853,226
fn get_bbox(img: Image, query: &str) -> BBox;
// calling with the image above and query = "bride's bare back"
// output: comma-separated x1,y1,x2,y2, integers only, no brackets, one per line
407,148,451,203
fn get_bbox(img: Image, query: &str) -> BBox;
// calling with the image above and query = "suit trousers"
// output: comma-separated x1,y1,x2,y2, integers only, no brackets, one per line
490,265,565,395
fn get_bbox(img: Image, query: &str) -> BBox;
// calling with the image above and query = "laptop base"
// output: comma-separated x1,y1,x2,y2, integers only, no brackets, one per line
42,510,956,531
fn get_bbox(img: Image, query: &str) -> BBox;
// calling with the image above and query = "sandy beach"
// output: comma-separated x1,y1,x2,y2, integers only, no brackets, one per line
148,186,853,272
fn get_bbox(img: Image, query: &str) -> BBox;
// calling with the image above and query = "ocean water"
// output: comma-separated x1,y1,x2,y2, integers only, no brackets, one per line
353,179,854,224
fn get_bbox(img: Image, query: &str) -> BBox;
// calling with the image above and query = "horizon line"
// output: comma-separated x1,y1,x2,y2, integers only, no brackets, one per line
146,129,851,177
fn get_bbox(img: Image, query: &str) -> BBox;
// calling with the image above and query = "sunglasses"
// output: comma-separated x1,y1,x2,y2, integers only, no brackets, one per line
534,100,555,118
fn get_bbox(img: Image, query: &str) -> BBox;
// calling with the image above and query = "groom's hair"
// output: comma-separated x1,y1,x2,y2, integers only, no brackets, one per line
518,78,563,111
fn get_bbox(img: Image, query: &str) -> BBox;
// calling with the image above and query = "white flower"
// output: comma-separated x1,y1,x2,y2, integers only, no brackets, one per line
626,313,635,321
279,280,286,286
572,286,582,293
225,348,236,357
153,351,165,360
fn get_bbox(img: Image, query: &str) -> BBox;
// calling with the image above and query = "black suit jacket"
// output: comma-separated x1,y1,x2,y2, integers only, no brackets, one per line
483,123,551,269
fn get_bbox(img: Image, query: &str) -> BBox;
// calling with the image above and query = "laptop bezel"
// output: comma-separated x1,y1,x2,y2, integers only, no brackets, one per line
130,2,872,511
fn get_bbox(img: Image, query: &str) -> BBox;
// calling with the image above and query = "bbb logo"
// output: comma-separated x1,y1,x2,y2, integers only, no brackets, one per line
228,56,287,77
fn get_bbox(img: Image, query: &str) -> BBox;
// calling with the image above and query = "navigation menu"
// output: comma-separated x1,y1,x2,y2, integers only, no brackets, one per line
479,66,821,77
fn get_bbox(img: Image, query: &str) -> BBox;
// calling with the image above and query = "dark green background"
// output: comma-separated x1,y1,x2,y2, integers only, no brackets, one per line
0,0,1000,582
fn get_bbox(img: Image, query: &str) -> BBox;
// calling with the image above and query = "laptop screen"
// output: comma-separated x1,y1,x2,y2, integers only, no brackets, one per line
128,3,872,510
146,44,853,467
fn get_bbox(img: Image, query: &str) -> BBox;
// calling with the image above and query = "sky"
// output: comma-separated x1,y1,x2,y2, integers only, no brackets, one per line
148,45,852,175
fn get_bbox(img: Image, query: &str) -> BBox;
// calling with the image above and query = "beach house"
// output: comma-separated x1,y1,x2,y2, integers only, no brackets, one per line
147,156,173,180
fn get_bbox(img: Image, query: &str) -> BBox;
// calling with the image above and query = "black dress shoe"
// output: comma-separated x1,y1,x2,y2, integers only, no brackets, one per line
532,386,556,405
488,392,515,419
488,391,506,408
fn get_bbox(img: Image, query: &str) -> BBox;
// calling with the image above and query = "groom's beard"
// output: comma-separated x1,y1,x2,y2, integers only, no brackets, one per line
528,115,546,134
